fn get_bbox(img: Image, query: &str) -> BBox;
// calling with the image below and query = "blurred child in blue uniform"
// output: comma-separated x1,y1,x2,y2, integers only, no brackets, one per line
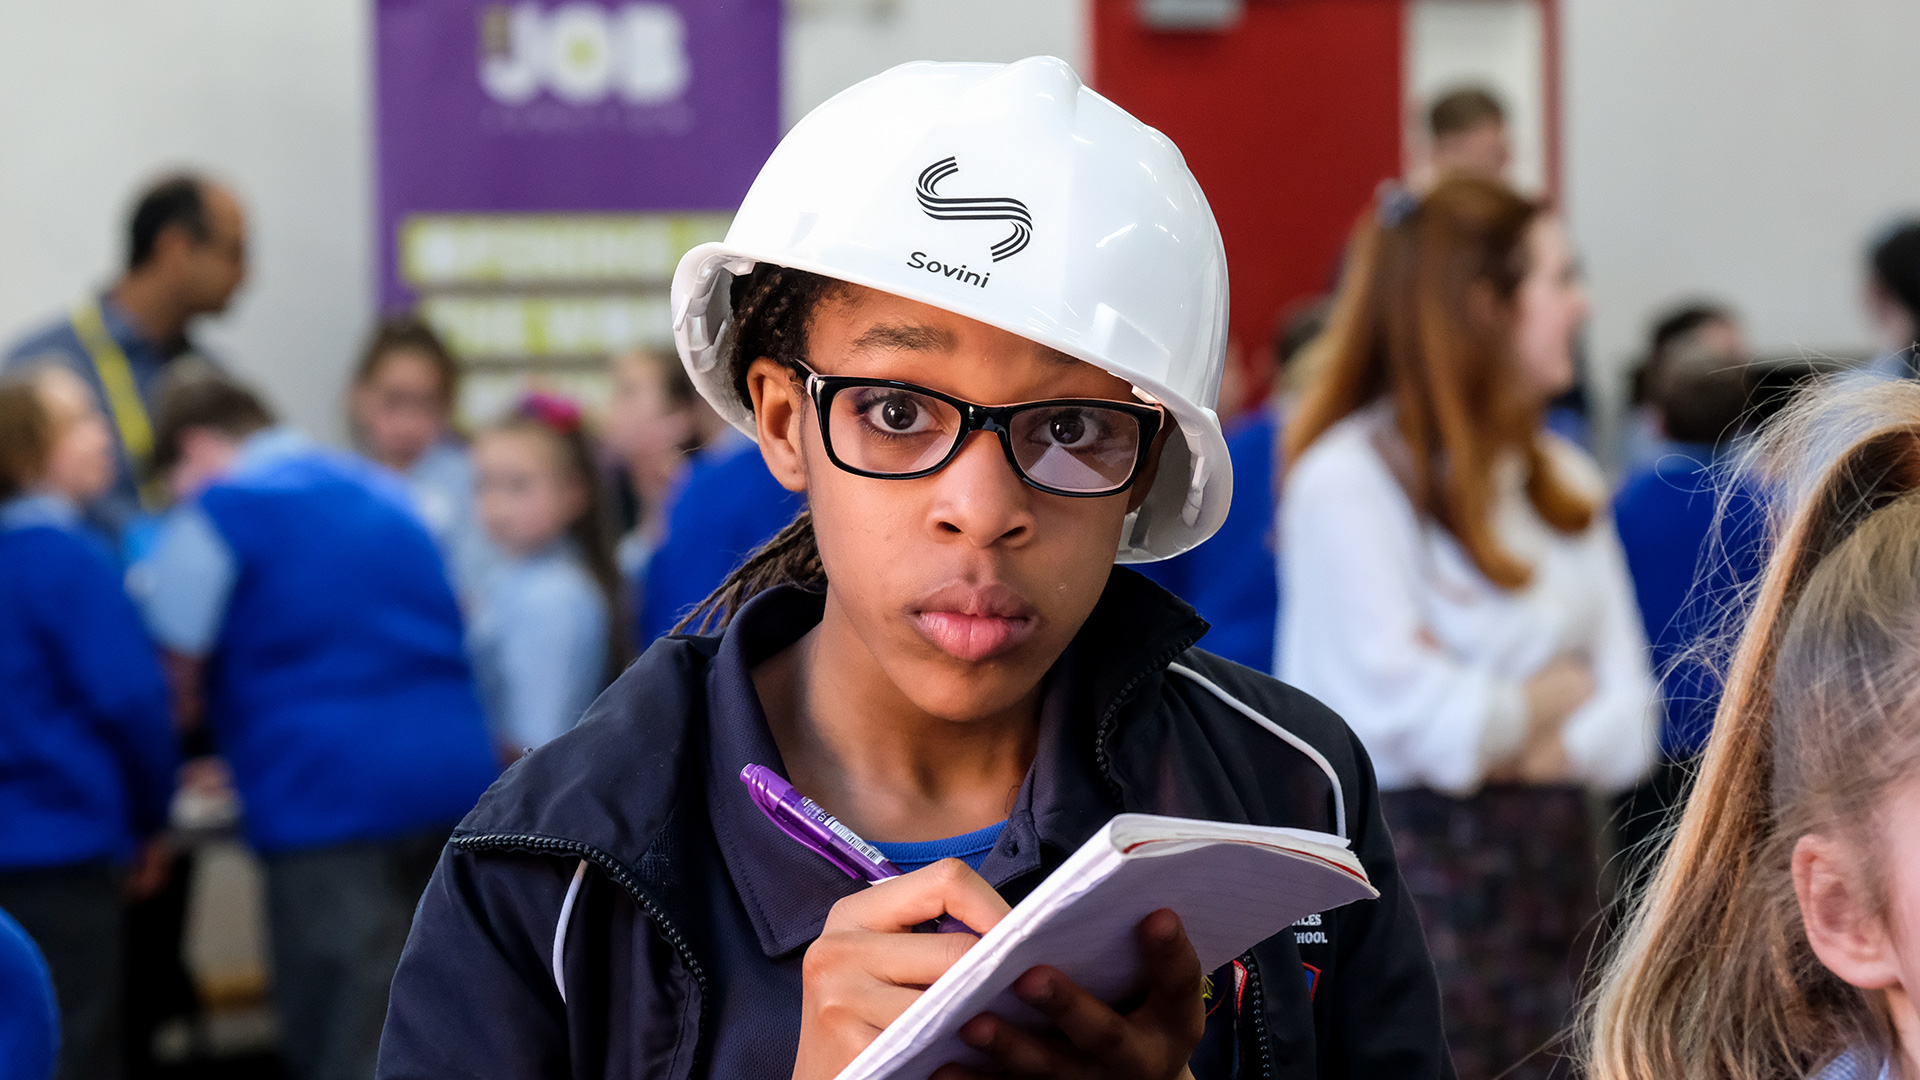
1618,303,1748,476
468,393,627,758
601,347,709,584
634,420,806,642
1611,344,1768,897
348,317,494,597
131,374,497,1080
0,370,176,1080
1136,300,1326,672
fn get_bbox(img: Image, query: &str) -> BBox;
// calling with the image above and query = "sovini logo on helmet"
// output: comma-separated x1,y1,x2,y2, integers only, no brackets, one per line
907,156,1032,289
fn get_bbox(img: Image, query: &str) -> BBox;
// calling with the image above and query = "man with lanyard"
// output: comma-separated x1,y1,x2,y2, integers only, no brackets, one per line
4,173,248,548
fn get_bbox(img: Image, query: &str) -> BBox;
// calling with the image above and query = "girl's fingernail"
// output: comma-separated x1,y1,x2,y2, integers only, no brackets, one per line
1017,976,1053,1005
959,1018,992,1048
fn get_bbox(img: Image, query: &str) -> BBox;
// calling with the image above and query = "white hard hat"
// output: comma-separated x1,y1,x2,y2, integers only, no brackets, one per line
671,55,1231,561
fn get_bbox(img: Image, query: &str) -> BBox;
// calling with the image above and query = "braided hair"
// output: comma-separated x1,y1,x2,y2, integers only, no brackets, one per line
674,263,841,634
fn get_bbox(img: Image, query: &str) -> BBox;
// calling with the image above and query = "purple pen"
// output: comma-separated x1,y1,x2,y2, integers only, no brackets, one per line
739,763,975,934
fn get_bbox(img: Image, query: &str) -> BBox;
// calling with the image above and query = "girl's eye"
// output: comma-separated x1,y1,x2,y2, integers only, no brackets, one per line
1041,409,1101,448
859,393,936,435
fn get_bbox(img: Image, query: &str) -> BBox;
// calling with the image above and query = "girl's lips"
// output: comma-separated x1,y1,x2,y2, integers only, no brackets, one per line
912,610,1038,663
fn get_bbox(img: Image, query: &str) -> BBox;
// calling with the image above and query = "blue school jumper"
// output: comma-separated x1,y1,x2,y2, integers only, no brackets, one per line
1138,403,1281,672
0,496,175,869
1613,445,1769,759
635,433,806,644
139,432,498,855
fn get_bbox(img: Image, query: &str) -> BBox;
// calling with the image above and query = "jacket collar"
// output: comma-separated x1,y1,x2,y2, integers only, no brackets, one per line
703,569,1208,959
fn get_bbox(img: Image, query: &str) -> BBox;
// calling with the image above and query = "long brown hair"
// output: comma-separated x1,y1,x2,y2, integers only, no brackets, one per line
1285,177,1592,588
673,264,841,634
1587,379,1920,1080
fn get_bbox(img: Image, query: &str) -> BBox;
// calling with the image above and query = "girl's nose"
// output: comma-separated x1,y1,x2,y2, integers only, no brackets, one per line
926,430,1035,548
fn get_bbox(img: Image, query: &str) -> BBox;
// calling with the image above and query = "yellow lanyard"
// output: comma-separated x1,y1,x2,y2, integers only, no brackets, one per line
69,299,154,464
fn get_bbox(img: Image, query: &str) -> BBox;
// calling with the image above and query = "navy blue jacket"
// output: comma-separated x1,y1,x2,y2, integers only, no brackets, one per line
1139,404,1281,672
380,571,1451,1079
0,498,175,868
1613,448,1769,759
194,449,499,854
635,437,806,644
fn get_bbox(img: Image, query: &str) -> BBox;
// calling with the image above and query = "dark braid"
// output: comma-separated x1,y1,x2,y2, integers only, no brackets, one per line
672,263,840,635
674,509,825,635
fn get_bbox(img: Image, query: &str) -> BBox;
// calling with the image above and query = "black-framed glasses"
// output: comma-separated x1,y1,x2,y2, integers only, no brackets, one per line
796,365,1165,498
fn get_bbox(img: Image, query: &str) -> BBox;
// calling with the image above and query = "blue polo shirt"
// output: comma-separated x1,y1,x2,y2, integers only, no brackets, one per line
3,296,207,542
467,539,608,752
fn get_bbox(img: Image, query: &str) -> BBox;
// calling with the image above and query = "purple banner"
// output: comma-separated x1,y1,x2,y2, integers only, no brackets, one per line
374,0,780,309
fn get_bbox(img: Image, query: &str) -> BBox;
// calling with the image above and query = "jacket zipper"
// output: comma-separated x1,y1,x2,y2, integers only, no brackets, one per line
453,832,711,1076
1090,630,1204,806
1089,628,1287,1076
1241,953,1275,1080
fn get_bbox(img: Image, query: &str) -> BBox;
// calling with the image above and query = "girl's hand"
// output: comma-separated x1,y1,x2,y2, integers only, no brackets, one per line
930,908,1206,1080
1522,654,1597,732
792,859,1013,1080
1515,731,1573,784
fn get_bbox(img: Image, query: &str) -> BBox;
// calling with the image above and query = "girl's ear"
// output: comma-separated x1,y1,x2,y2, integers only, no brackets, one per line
745,357,808,495
1794,833,1902,990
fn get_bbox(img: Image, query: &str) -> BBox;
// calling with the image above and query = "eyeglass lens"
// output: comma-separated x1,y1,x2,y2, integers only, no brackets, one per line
827,385,1144,493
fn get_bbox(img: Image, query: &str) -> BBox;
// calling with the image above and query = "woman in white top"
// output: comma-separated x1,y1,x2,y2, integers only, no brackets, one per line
1279,177,1656,1080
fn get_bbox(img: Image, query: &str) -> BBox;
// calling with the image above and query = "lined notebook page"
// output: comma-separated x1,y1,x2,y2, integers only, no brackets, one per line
835,814,1378,1080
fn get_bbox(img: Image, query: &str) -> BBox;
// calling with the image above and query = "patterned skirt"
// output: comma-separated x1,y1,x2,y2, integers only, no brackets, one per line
1380,784,1601,1080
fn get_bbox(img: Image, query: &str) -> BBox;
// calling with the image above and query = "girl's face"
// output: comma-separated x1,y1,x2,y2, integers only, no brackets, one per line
473,428,586,558
1511,215,1587,405
353,349,451,470
749,286,1161,723
603,354,693,499
38,371,115,502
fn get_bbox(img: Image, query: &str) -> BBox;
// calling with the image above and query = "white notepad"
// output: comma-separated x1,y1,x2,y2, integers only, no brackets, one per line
833,813,1379,1080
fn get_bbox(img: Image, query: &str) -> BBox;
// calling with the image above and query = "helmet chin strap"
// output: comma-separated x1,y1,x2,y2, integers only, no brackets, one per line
1129,384,1207,529
1183,446,1210,527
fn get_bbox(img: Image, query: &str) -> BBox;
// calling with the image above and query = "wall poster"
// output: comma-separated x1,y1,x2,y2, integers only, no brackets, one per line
375,0,780,418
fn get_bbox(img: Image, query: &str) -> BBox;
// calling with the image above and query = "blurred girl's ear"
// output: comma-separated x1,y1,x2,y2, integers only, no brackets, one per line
745,357,807,495
1794,833,1901,991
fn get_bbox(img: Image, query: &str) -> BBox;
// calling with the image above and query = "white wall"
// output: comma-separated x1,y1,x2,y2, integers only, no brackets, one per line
1406,0,1546,195
0,0,372,442
782,0,1085,130
1563,0,1920,417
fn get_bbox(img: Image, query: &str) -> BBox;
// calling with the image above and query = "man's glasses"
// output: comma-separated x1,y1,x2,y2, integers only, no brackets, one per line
796,365,1165,498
